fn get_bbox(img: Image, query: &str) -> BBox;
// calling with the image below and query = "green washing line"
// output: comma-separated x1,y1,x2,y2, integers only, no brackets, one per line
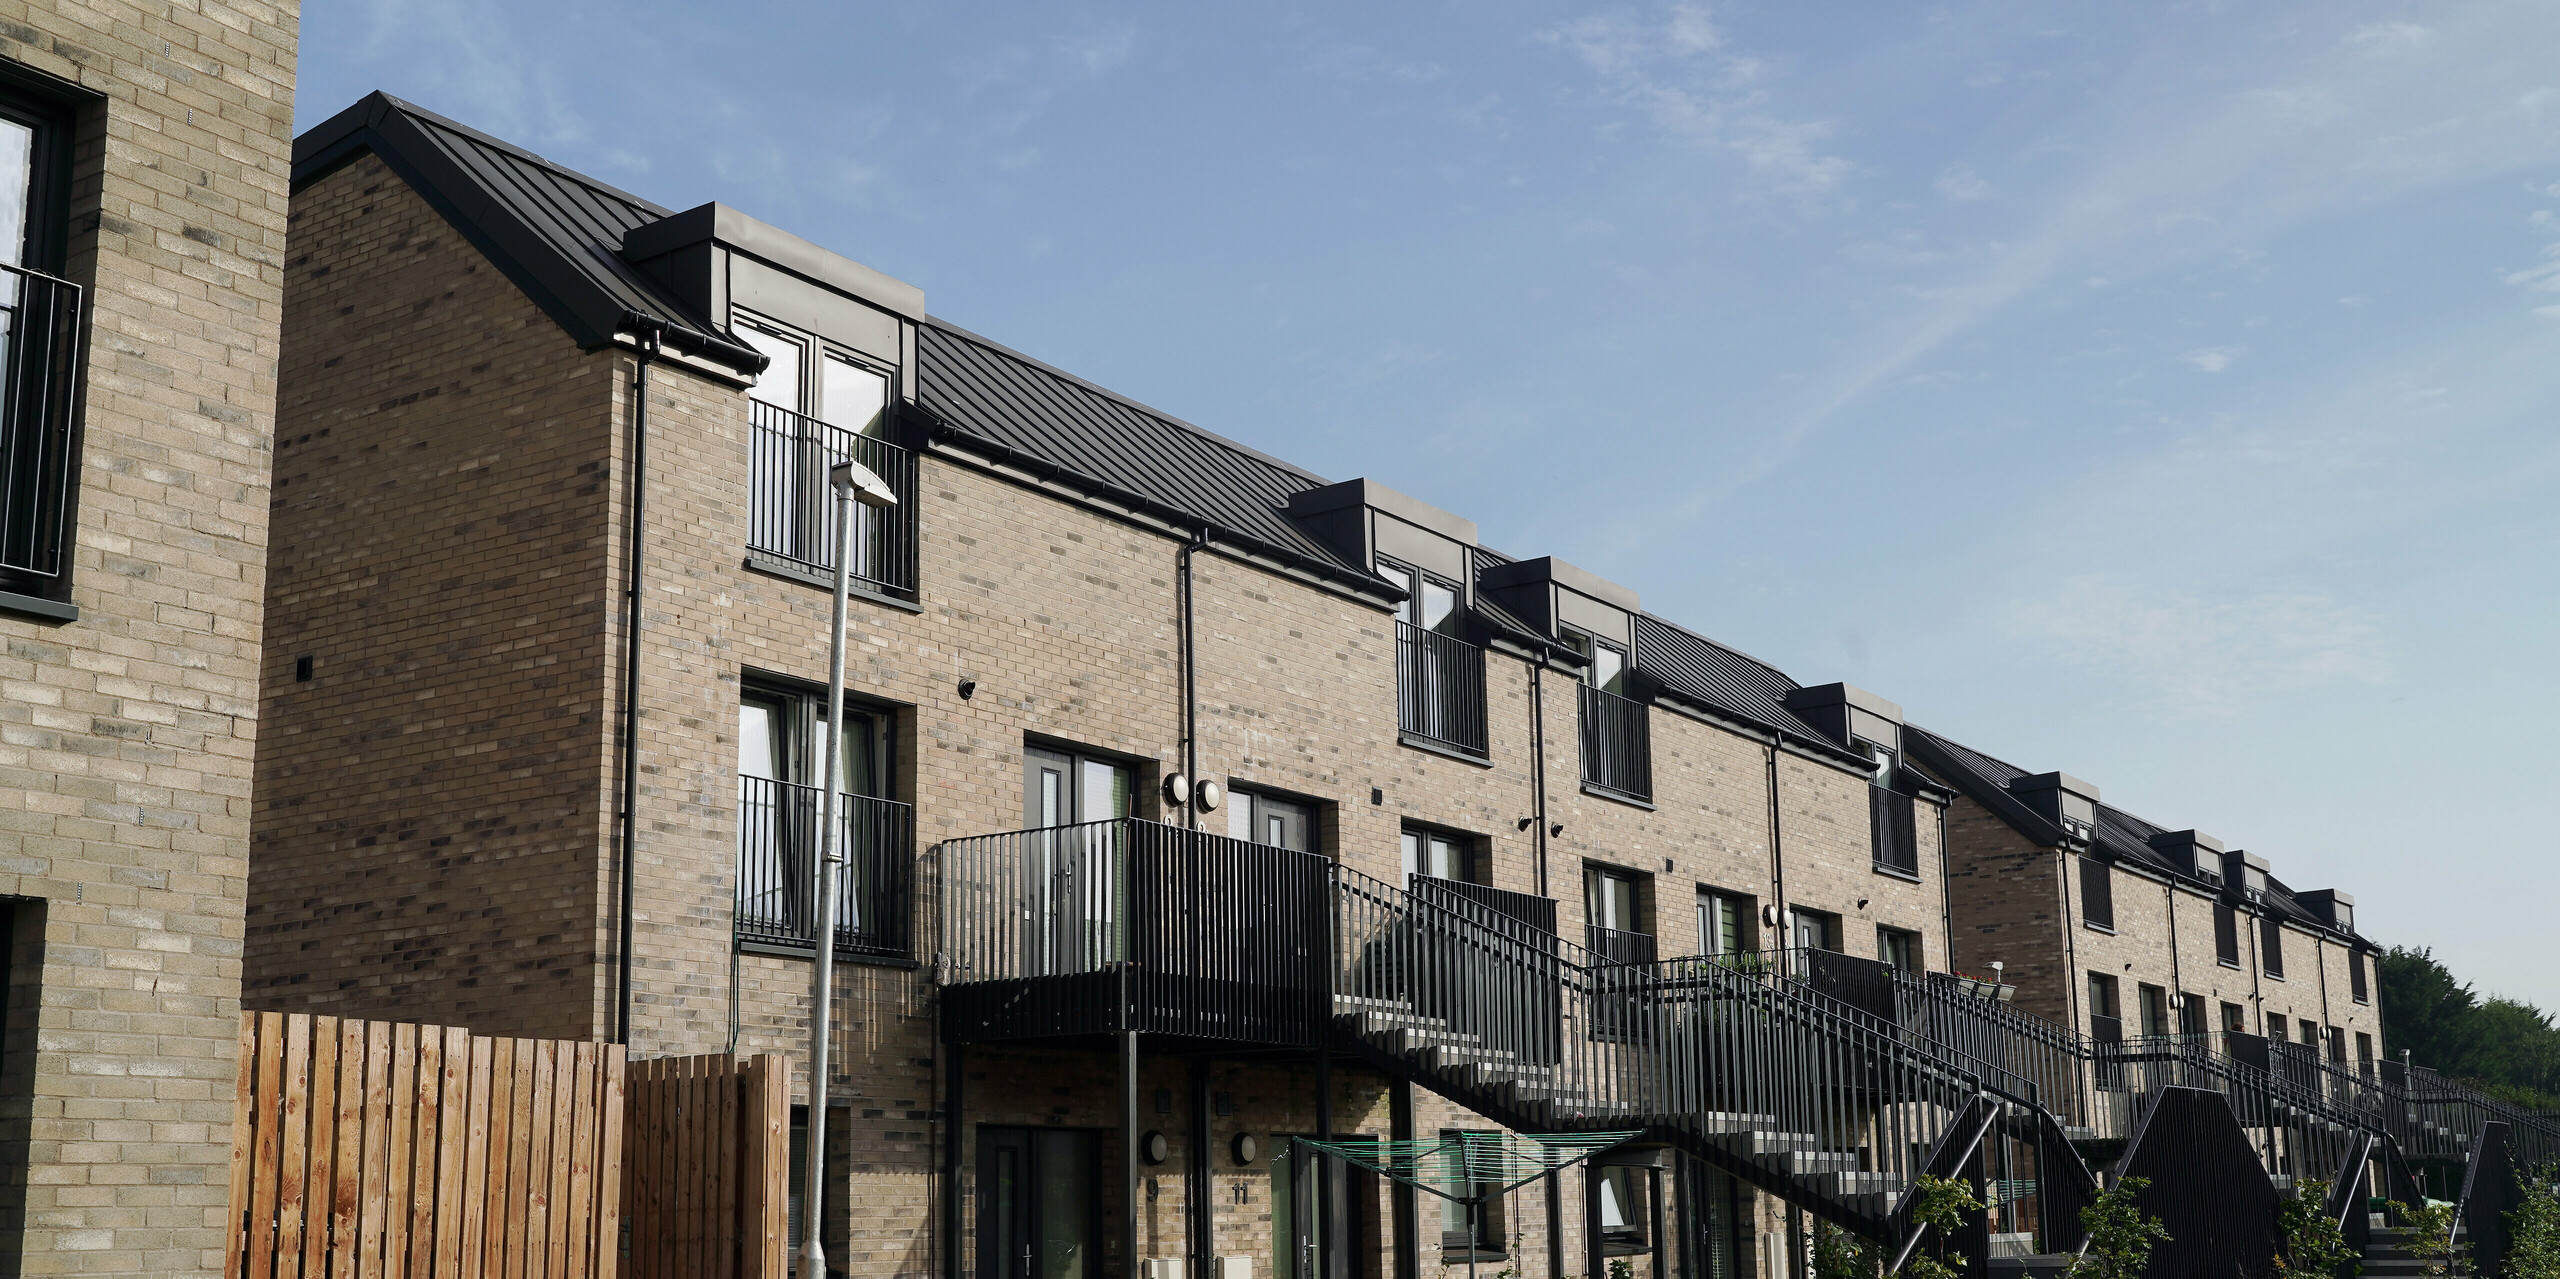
1288,1131,1646,1203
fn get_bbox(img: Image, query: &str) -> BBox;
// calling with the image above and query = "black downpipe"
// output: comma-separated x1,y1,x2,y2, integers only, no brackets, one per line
1763,738,1788,945
1529,662,1549,898
1179,529,1206,829
613,323,664,1047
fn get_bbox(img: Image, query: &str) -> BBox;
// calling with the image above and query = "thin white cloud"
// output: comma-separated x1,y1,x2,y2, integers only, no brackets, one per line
1935,164,1992,202
1541,4,1853,195
2007,575,2389,718
2180,346,2244,373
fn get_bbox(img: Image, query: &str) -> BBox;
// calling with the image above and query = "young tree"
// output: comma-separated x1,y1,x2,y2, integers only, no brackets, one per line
2069,1177,2172,1279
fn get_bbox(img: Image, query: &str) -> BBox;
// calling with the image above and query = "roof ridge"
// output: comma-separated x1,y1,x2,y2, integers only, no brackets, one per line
1906,724,2034,779
375,92,675,220
1635,611,1801,691
919,315,1333,489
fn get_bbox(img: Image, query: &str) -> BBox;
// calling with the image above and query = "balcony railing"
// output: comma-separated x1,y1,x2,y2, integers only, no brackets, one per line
0,264,87,595
1577,683,1651,801
746,399,918,599
734,775,915,961
1395,621,1487,758
1870,785,1918,876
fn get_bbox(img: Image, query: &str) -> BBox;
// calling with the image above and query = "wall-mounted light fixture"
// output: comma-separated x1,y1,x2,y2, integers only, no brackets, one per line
956,678,976,701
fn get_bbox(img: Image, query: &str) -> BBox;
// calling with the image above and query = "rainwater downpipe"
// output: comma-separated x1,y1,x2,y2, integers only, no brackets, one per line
1530,661,1549,898
1763,736,1787,944
1178,527,1207,829
613,321,665,1047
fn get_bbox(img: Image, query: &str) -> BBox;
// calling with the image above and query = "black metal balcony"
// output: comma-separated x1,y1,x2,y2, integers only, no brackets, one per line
938,818,1331,1045
734,775,915,961
1577,683,1651,801
0,264,87,597
1870,785,1918,876
1396,620,1487,757
746,399,918,599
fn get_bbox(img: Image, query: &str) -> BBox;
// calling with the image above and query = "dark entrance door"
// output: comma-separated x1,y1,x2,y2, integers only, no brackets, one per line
979,1127,1100,1279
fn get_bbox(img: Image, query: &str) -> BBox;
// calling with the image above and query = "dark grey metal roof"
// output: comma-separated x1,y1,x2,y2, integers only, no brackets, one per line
291,92,759,369
294,92,1885,760
1906,725,2356,940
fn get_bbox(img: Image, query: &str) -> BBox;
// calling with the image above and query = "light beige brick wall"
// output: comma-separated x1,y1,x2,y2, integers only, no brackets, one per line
0,5,296,1274
1939,794,2071,1028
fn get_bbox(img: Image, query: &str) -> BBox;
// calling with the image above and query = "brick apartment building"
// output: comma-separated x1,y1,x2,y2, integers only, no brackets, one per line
1910,729,2385,1081
247,93,1988,1279
0,6,296,1275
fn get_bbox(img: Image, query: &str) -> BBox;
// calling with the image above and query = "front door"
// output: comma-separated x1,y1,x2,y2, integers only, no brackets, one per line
978,1127,1099,1279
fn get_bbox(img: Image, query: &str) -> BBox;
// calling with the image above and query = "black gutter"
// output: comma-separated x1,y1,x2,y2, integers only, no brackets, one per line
612,320,664,1046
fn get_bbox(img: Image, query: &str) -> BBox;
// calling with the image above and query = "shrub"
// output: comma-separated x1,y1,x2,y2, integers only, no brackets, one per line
2275,1179,2359,1279
2069,1176,2172,1279
2391,1200,2464,1278
1812,1220,1879,1279
2508,1163,2560,1279
1905,1175,1986,1279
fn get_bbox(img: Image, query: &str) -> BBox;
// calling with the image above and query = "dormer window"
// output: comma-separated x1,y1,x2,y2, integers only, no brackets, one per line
738,314,915,600
1566,627,1650,802
1377,558,1460,634
1379,556,1486,758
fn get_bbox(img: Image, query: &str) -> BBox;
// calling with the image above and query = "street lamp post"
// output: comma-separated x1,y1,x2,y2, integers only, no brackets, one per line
804,456,898,1279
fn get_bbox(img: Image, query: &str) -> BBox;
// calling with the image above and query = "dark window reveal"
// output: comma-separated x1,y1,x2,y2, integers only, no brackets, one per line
2214,904,2241,967
2261,916,2285,979
2079,857,2114,930
2350,949,2370,1004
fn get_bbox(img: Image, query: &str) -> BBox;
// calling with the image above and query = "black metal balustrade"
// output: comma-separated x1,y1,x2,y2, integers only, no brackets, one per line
0,264,87,594
1396,621,1488,757
745,399,918,599
1578,683,1652,801
1869,786,1918,876
734,775,915,961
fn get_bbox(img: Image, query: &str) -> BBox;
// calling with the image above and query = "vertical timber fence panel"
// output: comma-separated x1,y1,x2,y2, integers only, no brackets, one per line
621,1053,791,1279
227,1012,628,1279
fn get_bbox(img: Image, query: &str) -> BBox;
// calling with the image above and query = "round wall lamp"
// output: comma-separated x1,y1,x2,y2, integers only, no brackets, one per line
1162,773,1191,807
1231,1132,1259,1166
1142,1131,1171,1165
1196,779,1225,813
957,678,977,701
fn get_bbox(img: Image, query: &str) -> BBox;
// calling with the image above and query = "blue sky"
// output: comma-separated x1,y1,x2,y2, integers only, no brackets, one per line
298,1,2560,1013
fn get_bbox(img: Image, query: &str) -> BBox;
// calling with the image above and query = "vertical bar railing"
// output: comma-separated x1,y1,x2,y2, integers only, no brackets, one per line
1395,621,1488,756
0,263,86,593
1577,684,1652,800
745,399,918,598
734,776,915,959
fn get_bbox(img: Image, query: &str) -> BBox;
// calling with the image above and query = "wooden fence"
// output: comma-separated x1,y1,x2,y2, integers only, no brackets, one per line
226,1011,628,1279
622,1053,791,1279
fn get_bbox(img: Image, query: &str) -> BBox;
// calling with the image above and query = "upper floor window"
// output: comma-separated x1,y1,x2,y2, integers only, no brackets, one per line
735,683,910,959
1381,557,1486,758
1787,907,1839,953
2214,903,2241,967
2260,916,2286,979
2265,1012,2288,1042
2178,993,2206,1037
1866,740,1918,877
2220,1001,2246,1037
2136,983,2170,1038
739,315,915,600
2349,948,2370,1004
1226,788,1314,853
2079,857,2114,931
1567,626,1650,802
0,83,85,611
2086,973,2122,1041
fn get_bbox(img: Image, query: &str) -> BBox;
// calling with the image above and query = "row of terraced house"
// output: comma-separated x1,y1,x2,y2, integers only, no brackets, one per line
0,22,2530,1275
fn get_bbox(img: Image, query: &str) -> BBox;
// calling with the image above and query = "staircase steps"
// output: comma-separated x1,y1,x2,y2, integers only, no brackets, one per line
2363,1226,2440,1279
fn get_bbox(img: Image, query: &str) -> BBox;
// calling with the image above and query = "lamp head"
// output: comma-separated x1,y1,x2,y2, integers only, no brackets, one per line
830,459,899,508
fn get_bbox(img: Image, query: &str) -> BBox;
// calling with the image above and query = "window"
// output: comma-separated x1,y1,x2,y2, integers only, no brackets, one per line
1594,1165,1650,1253
1226,789,1314,853
1586,867,1645,935
1438,1132,1505,1255
2327,1026,2347,1064
738,315,915,597
1381,557,1486,757
1402,827,1477,886
2265,1012,2288,1042
2178,993,2206,1037
2261,917,2285,979
2350,949,2370,1004
2086,973,2121,1041
2079,857,2114,931
735,685,908,957
2137,984,2170,1038
1024,746,1133,828
1567,627,1649,801
1698,890,1752,958
0,81,83,609
2357,1032,2375,1076
2299,1018,2319,1048
1788,908,1837,953
2221,1002,2246,1037
1876,926,1920,971
2214,903,2241,967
